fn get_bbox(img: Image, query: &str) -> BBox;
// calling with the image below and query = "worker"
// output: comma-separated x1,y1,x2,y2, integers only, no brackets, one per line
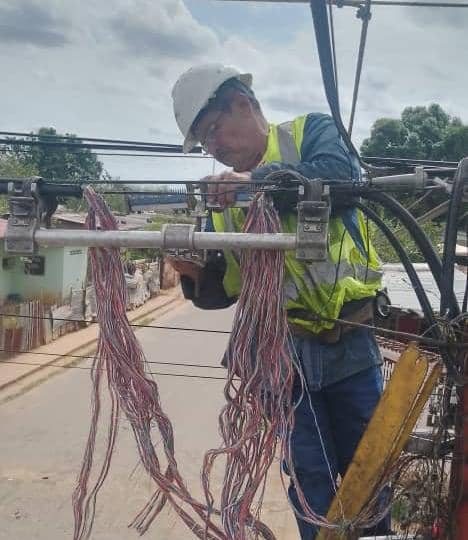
169,63,391,539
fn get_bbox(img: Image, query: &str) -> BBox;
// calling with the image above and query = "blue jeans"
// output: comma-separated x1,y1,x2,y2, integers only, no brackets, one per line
287,364,390,539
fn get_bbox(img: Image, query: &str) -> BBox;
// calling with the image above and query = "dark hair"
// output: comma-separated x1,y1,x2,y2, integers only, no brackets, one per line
192,77,260,132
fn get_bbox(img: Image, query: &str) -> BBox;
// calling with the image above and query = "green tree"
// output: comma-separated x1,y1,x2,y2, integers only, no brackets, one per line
0,154,39,214
0,153,38,177
369,218,444,263
361,103,468,161
8,127,103,182
360,104,468,263
435,124,468,161
3,127,113,212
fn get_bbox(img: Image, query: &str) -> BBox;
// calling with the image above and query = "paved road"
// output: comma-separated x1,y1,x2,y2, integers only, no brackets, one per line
0,302,297,540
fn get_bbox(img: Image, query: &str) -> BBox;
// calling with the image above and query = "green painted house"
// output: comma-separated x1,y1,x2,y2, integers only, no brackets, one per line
0,219,88,305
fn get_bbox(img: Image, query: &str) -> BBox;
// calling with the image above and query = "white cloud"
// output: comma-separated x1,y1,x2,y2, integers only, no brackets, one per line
109,0,219,60
0,0,466,181
0,0,69,47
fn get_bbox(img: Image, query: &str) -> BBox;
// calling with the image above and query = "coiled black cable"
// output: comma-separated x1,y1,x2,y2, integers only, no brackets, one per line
353,200,460,382
359,190,460,318
440,158,467,317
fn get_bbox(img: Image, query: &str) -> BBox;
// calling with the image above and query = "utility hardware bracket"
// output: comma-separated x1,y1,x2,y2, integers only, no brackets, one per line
5,177,43,255
296,179,330,262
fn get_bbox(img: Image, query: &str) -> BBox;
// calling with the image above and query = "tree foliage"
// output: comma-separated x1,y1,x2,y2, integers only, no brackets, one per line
369,218,444,263
0,154,40,214
361,103,468,161
0,127,132,213
359,104,468,263
8,127,103,182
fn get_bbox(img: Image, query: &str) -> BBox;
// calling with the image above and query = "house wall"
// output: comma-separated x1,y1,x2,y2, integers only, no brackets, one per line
0,250,14,299
0,245,87,304
61,247,88,298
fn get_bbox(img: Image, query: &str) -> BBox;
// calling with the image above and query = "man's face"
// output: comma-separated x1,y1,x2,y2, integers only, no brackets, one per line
193,93,266,172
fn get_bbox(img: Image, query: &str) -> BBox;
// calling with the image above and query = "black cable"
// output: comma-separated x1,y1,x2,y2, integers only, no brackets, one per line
462,271,468,314
354,201,462,381
360,190,460,317
0,177,270,186
1,144,459,170
0,138,189,154
0,347,226,370
1,308,464,349
0,131,200,152
328,2,340,110
0,312,231,334
348,0,371,136
440,158,467,317
0,358,230,381
309,0,373,173
363,156,459,168
354,201,439,333
0,148,210,159
334,1,468,8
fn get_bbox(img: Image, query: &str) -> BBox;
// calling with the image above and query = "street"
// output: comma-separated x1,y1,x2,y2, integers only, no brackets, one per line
0,302,297,539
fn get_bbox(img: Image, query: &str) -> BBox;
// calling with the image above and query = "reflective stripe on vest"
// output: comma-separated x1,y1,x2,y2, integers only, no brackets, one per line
212,115,382,333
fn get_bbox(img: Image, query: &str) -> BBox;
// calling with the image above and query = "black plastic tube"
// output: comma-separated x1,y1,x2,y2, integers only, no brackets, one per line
353,201,439,334
354,201,460,381
360,190,460,317
440,158,467,317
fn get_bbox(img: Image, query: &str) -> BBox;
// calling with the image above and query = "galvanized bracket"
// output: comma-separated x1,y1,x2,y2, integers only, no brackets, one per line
5,177,43,255
161,223,196,250
296,180,330,262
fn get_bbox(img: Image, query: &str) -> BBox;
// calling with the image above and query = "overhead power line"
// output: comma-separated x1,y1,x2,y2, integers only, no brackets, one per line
0,312,231,334
0,138,192,154
0,311,463,349
0,148,211,160
0,347,226,370
0,357,230,381
218,0,468,8
0,131,202,153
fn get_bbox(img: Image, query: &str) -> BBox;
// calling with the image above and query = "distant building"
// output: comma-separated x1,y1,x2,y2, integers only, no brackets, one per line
0,218,87,305
53,211,154,230
382,262,466,312
127,193,188,214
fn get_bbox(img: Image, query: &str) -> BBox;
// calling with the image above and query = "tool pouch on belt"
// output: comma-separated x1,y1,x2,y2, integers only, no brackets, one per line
288,298,375,344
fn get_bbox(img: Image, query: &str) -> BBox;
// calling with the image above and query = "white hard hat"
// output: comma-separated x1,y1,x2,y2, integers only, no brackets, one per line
172,63,252,153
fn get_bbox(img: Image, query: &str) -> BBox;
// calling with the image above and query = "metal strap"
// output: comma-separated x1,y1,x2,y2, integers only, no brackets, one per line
222,209,240,265
277,122,300,165
223,209,235,232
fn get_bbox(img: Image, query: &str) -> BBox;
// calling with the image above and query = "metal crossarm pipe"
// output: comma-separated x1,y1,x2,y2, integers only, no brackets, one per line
33,228,298,251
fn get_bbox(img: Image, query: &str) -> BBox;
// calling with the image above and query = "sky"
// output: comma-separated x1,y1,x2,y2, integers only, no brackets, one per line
1,0,467,182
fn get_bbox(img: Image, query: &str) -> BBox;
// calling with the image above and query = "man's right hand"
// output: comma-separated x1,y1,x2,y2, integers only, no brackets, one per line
166,257,202,283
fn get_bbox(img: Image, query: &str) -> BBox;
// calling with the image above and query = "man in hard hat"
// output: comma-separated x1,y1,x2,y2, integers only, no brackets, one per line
170,64,391,539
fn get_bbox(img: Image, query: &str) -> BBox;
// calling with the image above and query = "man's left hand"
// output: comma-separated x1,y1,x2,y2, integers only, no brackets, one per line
201,170,251,209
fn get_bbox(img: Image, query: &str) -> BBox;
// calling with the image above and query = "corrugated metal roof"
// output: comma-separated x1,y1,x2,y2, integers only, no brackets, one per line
382,263,466,312
53,212,154,231
0,218,8,240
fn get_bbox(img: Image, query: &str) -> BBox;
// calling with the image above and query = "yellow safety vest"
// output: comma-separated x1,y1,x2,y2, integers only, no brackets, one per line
212,116,382,334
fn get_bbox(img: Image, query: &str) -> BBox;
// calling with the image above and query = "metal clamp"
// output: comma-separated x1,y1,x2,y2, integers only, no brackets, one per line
296,180,330,262
5,177,43,254
161,223,196,250
370,166,427,190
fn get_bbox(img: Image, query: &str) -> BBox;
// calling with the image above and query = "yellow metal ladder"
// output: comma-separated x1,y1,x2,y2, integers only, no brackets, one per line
317,344,442,540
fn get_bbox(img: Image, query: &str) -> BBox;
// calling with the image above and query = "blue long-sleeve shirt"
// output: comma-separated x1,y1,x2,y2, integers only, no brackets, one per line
252,112,359,183
180,113,381,386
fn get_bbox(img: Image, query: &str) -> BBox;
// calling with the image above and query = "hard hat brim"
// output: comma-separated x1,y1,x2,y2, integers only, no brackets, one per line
182,72,252,154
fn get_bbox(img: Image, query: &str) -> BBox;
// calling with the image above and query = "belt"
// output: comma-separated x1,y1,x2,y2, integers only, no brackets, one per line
288,299,374,344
